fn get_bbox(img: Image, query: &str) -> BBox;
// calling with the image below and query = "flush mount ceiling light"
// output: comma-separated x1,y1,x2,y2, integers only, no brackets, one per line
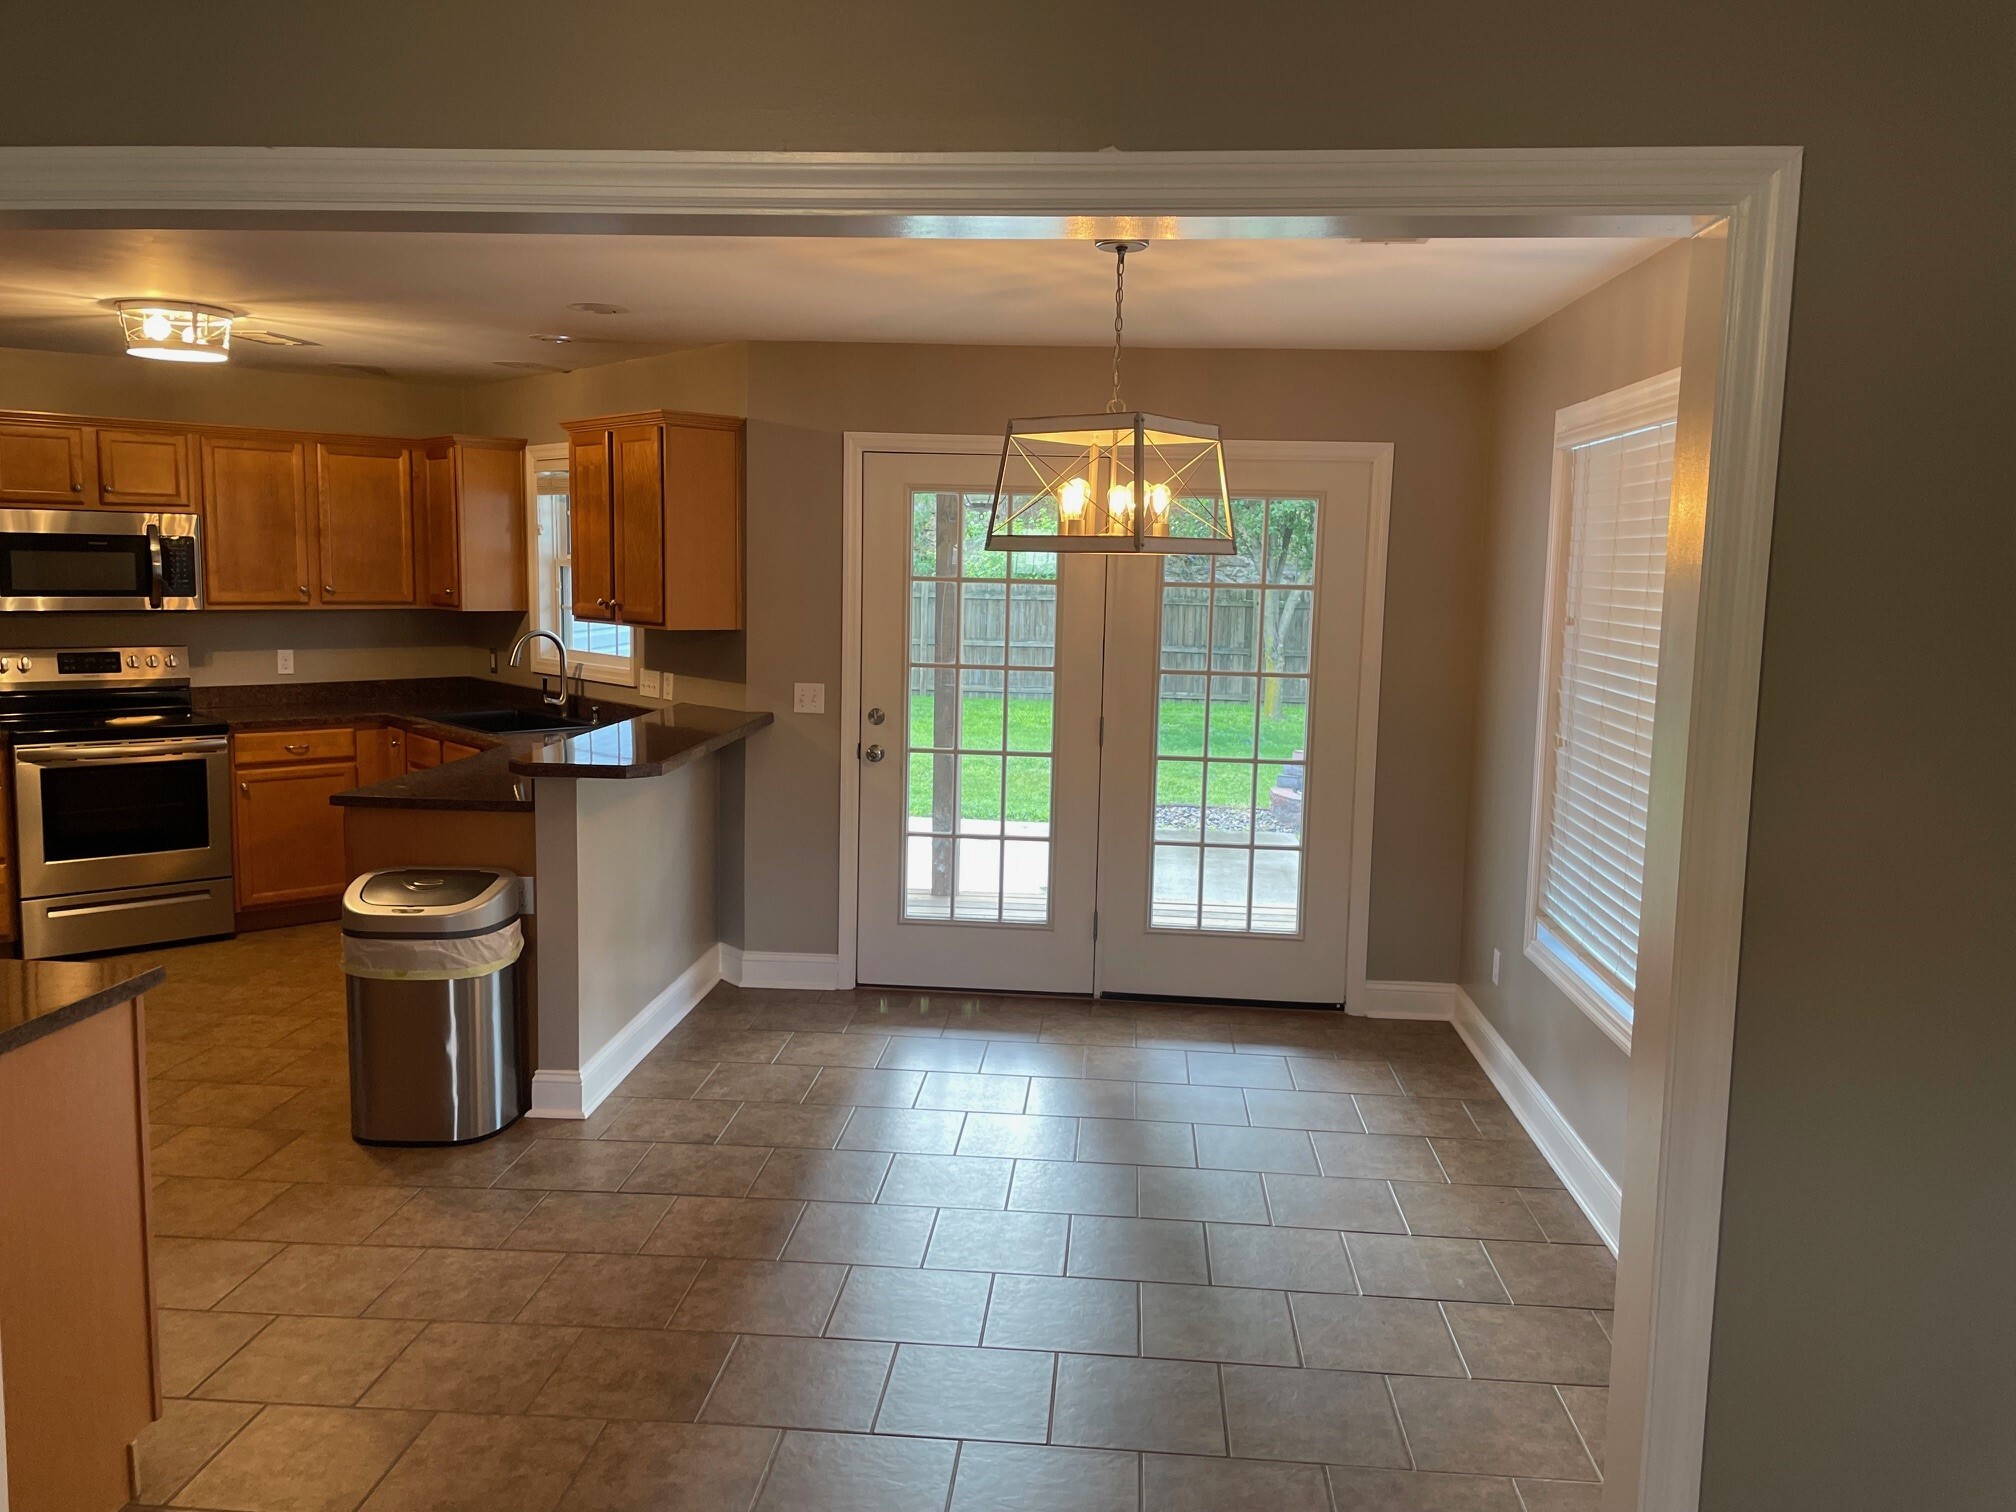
986,240,1232,557
114,300,235,363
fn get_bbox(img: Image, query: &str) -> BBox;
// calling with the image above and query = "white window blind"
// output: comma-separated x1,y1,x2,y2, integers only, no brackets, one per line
529,455,635,684
1537,416,1677,1006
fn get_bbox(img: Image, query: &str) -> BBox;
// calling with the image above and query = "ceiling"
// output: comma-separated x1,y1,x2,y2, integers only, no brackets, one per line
0,230,1674,382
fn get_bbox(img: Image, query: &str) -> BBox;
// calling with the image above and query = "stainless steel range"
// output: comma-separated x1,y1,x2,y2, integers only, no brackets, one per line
3,646,233,958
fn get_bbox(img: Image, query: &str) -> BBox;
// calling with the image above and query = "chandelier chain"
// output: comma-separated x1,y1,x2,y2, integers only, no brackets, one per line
1107,245,1127,413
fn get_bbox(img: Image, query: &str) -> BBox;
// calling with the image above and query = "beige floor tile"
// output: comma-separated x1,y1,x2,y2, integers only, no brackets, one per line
494,1140,654,1191
1310,1131,1447,1182
156,1081,305,1128
753,1430,956,1512
699,1334,895,1431
253,1084,355,1137
366,1248,564,1323
1051,1351,1225,1455
152,1176,291,1238
914,1070,1027,1112
231,1184,417,1245
1558,1385,1609,1473
517,1252,706,1329
1387,1376,1598,1480
834,1105,966,1153
1346,1234,1509,1303
1392,1182,1545,1241
692,1062,819,1102
876,1037,985,1071
556,1421,780,1512
241,1135,408,1186
1327,1466,1523,1510
361,1320,579,1412
780,1199,934,1266
365,1187,544,1248
600,1102,738,1145
950,1441,1138,1512
1517,1190,1605,1246
824,1263,991,1344
1067,1214,1208,1284
360,1412,604,1512
982,1273,1139,1356
775,1030,889,1068
747,1148,891,1202
1262,1172,1406,1233
1443,1304,1612,1385
507,1192,674,1255
1193,1123,1319,1174
644,1195,805,1259
668,1259,847,1335
621,1141,770,1197
153,1237,286,1310
1008,1157,1138,1217
1480,1243,1617,1308
171,1404,428,1512
611,1058,715,1100
1144,1452,1333,1511
1512,1481,1601,1512
1353,1096,1479,1138
219,1243,422,1316
158,1309,273,1397
1082,1046,1189,1083
878,1152,1013,1208
1187,1050,1292,1089
1289,1293,1466,1376
153,1125,302,1179
1137,1166,1269,1224
1076,1117,1197,1168
875,1341,1055,1441
531,1328,735,1421
715,1101,851,1149
955,1111,1081,1160
1286,1058,1402,1095
1222,1363,1409,1468
1428,1139,1563,1188
922,1206,1066,1274
1205,1223,1357,1294
1026,1076,1136,1118
132,1398,260,1503
194,1315,420,1406
980,1041,1087,1078
807,1065,929,1107
1141,1281,1297,1365
1393,1064,1499,1100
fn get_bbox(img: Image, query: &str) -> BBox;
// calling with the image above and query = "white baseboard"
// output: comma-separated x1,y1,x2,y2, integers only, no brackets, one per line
526,944,721,1120
1354,980,1458,1019
1451,986,1622,1253
720,945,846,991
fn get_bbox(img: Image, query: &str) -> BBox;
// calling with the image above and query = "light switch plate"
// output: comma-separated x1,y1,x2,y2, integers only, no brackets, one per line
638,669,663,698
276,649,295,675
1491,948,1502,985
793,682,826,714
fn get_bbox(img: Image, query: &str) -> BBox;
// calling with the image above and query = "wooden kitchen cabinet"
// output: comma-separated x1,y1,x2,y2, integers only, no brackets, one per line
403,730,442,770
316,439,416,605
96,427,194,508
232,726,360,911
0,420,90,503
202,434,313,606
418,435,528,612
562,410,743,631
0,756,14,944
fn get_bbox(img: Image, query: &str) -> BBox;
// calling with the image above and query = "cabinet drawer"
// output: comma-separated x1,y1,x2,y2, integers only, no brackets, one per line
235,726,359,766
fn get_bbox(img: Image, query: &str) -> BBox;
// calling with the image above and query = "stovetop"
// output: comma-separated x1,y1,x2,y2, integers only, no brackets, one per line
0,645,225,746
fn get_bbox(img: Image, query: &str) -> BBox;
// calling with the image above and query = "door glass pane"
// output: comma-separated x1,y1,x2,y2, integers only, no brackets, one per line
901,489,1053,925
1147,495,1319,935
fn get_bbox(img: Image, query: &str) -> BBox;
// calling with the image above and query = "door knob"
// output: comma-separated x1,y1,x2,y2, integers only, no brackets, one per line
866,707,886,725
863,744,886,763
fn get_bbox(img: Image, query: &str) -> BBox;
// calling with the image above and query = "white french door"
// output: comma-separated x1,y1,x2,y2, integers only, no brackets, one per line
855,444,1382,1004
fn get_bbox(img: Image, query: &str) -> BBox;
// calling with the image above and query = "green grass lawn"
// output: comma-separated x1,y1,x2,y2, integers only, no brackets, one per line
908,694,1306,821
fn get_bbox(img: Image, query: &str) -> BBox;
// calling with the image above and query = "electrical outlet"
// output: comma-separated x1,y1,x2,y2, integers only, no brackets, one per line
793,682,826,715
276,649,295,675
638,669,663,698
1491,948,1502,986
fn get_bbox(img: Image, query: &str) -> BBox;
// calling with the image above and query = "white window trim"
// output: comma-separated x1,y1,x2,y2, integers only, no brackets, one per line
524,440,638,688
1523,368,1682,1055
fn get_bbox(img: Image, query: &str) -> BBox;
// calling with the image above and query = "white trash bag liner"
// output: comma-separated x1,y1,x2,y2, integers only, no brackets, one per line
342,921,523,981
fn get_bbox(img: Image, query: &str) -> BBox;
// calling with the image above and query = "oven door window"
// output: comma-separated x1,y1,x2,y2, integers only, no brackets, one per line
0,531,150,597
39,759,212,861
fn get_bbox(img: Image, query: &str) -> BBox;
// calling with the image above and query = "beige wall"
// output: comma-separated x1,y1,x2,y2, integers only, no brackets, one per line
1461,245,1691,1179
742,342,1489,976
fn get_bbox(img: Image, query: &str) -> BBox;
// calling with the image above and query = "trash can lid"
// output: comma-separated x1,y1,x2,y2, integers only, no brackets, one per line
342,868,519,935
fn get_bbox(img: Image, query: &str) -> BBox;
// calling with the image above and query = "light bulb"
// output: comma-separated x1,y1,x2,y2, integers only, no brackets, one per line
178,321,197,343
1058,476,1089,523
140,311,172,341
1108,482,1136,529
1147,483,1172,520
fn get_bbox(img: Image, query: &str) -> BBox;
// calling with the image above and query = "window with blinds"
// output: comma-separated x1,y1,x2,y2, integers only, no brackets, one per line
1528,373,1680,1046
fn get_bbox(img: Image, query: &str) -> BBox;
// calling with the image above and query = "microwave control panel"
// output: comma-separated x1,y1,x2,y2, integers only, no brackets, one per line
161,535,200,596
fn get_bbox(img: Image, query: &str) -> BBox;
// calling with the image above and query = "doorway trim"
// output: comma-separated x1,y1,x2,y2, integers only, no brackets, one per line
0,142,1804,1512
838,434,1392,1008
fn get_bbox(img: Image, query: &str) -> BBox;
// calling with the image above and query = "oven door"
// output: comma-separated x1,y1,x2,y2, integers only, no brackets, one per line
0,508,199,611
13,736,233,899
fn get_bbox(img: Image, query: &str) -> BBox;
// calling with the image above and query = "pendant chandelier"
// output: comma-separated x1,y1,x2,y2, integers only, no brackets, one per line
985,240,1234,556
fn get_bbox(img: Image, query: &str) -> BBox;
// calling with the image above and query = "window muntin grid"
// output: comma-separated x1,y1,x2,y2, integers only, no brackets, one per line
903,490,1057,925
1150,495,1318,935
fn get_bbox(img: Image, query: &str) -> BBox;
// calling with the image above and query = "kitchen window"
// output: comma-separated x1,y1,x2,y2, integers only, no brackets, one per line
1525,370,1682,1051
526,443,636,686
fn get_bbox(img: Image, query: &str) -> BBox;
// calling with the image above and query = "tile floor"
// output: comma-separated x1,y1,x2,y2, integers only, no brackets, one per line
120,924,1612,1512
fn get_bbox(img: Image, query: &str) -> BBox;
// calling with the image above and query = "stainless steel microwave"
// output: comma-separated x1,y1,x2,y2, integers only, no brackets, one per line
0,508,202,611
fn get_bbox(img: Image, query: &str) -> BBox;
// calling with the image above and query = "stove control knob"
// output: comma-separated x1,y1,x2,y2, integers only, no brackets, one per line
0,658,11,673
126,654,139,668
166,654,178,668
146,654,160,668
15,657,30,673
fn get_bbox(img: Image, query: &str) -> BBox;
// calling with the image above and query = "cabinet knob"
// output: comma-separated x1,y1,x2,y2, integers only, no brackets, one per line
323,583,333,593
239,782,249,796
70,481,82,492
298,585,310,597
283,743,309,754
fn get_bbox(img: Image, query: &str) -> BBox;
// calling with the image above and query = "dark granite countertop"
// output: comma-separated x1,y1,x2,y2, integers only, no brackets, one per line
0,960,165,1057
507,704,774,779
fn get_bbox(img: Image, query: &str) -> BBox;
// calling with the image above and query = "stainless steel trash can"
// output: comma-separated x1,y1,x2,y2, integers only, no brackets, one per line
341,868,524,1145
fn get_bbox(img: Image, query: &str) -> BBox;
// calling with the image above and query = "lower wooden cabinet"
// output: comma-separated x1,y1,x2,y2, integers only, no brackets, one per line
403,731,442,770
232,727,359,911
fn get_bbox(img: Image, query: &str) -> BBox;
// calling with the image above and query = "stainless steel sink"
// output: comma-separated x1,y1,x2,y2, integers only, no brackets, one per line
430,708,596,736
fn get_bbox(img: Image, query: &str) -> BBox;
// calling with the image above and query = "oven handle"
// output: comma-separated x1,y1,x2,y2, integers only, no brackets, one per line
147,521,166,610
14,737,229,765
44,887,220,921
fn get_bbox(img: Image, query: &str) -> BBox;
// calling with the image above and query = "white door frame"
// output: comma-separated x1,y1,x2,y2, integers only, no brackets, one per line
0,142,1803,1512
839,435,1392,1006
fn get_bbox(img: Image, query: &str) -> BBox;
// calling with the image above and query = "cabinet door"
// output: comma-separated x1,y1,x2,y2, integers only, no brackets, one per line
403,731,442,770
453,442,528,612
384,725,410,775
202,436,312,607
316,440,416,605
233,761,358,908
567,429,615,621
0,422,90,503
662,421,744,630
610,423,665,626
441,740,482,763
419,443,460,607
96,428,193,508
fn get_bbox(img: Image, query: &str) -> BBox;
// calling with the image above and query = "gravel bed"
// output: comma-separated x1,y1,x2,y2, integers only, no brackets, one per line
1155,803,1300,836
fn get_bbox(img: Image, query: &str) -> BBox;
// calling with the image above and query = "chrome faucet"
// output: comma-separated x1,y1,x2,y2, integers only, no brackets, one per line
508,630,571,710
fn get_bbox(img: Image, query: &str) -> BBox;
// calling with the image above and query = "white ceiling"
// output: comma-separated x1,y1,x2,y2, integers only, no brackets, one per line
0,229,1673,382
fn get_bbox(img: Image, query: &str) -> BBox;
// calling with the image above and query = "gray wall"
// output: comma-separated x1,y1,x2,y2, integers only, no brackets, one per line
3,7,2009,1499
1461,245,1691,1179
742,342,1490,979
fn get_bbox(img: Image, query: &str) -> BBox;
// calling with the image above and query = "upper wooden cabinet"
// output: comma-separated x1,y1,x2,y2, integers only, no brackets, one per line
316,439,415,605
418,436,528,612
202,434,313,606
97,427,193,508
0,421,90,503
562,409,743,631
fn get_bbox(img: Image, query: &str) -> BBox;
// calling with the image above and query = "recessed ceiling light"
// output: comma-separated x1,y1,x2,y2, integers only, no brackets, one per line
565,302,627,315
233,329,320,348
529,333,573,344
